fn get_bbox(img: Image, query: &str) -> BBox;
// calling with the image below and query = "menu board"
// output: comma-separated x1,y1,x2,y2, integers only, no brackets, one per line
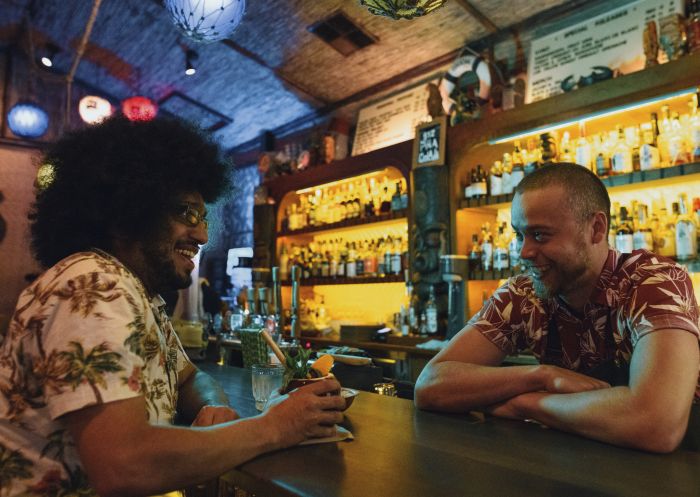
526,0,682,103
351,81,435,157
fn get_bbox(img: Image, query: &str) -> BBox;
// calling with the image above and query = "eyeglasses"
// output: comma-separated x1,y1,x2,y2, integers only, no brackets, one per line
175,203,208,229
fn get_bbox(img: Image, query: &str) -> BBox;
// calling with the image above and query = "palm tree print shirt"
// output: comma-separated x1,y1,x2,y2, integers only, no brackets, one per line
469,249,700,398
0,250,190,496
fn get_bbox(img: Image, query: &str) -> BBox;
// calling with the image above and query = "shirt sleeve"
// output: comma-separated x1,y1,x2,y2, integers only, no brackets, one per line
623,262,700,347
467,276,534,355
41,267,151,420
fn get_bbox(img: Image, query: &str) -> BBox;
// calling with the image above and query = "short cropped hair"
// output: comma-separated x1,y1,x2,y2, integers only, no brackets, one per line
514,162,610,225
31,116,232,267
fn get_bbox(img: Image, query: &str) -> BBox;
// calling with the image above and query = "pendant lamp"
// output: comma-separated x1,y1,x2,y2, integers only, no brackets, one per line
165,0,246,43
7,102,50,139
79,95,113,124
121,96,158,121
359,0,447,20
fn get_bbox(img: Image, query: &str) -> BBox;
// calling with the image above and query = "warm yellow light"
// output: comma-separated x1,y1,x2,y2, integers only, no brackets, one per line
489,88,698,145
295,167,398,194
78,95,113,124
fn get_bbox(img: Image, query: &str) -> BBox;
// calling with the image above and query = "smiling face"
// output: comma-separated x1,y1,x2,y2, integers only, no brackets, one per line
511,184,604,304
135,192,208,295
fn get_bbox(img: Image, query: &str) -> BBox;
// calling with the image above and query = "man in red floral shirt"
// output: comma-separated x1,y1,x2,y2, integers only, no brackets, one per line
415,163,700,453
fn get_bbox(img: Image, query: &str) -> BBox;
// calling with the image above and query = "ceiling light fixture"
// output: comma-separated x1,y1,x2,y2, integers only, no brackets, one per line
165,0,246,43
121,96,158,121
39,43,60,68
79,95,113,124
359,0,447,20
185,49,198,76
7,102,50,139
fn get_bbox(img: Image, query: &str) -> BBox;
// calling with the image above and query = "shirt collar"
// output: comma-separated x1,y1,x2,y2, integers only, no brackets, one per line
590,248,621,306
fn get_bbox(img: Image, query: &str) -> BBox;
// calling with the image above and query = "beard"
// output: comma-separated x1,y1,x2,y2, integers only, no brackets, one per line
530,251,590,300
140,234,192,294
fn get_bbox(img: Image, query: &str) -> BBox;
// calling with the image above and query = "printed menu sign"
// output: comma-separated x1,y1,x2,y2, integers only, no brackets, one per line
351,82,435,157
412,116,446,169
526,0,682,103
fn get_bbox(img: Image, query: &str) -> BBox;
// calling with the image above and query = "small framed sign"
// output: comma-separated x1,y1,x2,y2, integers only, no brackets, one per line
412,116,446,169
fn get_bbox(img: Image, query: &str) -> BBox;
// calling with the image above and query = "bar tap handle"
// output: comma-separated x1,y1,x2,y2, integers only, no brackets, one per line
290,265,301,340
271,266,285,331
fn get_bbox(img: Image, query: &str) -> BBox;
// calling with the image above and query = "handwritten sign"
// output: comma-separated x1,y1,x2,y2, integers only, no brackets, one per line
526,0,682,103
351,81,436,157
412,116,446,169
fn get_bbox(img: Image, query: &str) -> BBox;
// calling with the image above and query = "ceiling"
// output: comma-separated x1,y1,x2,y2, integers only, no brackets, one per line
0,0,577,158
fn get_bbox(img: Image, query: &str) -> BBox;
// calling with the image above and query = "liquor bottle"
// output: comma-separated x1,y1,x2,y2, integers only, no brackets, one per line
559,131,574,162
615,206,634,253
425,285,439,335
400,178,409,209
524,137,541,176
355,241,365,277
391,238,402,275
468,233,482,272
639,114,661,170
575,123,592,171
510,148,525,190
657,105,672,167
279,243,290,281
667,112,689,166
611,126,633,174
473,165,488,198
480,228,493,271
508,232,520,270
384,236,393,275
493,225,509,270
489,161,503,197
655,207,676,257
501,153,513,195
380,185,392,214
391,181,403,211
626,126,641,171
540,132,557,164
689,93,700,162
594,134,611,178
676,194,698,261
632,204,654,251
346,242,357,278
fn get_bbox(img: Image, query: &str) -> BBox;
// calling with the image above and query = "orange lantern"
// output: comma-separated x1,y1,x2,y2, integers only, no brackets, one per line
121,96,158,121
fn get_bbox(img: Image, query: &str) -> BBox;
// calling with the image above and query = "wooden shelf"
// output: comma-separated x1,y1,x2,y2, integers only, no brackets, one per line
278,209,407,237
467,258,700,281
281,274,404,286
459,162,700,210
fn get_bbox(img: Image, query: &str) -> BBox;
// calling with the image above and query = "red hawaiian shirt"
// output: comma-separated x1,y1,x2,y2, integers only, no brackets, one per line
469,249,700,398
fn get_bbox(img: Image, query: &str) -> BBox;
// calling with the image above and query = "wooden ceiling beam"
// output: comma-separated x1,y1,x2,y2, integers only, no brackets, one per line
452,0,499,34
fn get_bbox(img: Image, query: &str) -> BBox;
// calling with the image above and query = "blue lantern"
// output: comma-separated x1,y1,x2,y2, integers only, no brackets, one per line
7,102,50,139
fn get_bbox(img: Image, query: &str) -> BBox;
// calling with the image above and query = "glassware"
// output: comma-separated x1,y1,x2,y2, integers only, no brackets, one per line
251,363,285,411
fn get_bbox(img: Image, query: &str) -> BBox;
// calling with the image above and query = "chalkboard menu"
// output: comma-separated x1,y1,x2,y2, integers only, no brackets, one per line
412,116,446,169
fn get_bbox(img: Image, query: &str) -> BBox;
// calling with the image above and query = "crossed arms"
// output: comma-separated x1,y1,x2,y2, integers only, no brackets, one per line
414,325,699,453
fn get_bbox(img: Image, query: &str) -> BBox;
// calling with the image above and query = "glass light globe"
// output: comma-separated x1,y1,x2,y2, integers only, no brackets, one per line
165,0,246,43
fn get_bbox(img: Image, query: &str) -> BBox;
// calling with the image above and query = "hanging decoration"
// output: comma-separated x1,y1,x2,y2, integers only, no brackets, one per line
79,95,113,124
359,0,447,20
165,0,246,43
7,102,50,139
121,96,158,121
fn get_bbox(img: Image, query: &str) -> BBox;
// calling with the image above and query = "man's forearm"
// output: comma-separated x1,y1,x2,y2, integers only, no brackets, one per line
509,387,691,453
414,361,545,412
177,369,230,424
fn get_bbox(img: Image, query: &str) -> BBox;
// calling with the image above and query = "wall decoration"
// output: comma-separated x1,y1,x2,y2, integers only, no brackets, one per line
6,102,49,139
438,53,492,125
412,116,447,169
165,0,246,43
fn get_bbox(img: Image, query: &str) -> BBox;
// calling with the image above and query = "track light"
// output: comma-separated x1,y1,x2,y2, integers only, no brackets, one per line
185,49,198,76
39,43,60,68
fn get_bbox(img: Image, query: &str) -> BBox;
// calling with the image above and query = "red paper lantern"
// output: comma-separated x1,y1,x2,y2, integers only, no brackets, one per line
121,96,158,121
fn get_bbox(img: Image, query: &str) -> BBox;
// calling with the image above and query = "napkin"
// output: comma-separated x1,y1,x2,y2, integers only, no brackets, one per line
298,425,353,445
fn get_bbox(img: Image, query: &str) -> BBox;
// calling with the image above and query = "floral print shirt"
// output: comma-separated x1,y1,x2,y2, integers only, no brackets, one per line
469,249,700,398
0,250,190,496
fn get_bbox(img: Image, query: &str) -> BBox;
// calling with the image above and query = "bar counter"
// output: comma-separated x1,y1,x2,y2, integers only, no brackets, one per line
200,363,700,497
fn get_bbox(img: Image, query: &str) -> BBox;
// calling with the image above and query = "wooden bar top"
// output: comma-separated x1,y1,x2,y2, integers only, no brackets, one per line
200,363,700,497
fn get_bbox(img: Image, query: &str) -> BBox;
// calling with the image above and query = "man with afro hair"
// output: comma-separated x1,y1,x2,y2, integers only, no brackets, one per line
0,116,344,497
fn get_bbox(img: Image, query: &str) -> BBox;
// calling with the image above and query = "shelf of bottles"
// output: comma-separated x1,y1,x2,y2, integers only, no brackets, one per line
278,166,409,235
458,89,700,282
276,166,410,288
